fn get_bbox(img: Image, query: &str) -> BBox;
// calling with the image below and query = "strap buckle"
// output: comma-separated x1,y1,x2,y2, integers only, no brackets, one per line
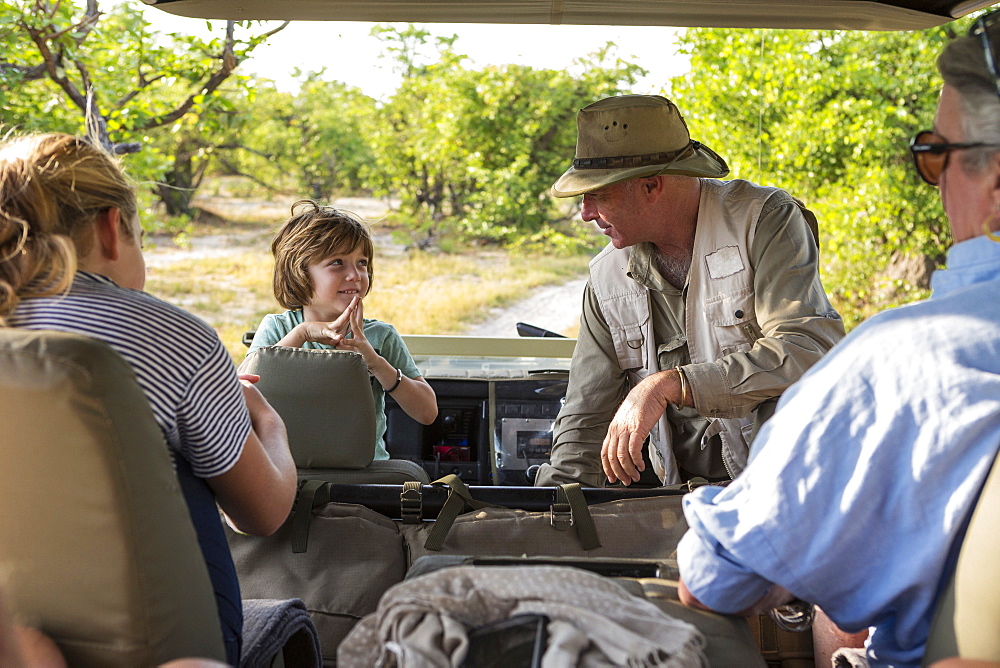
549,502,574,531
400,480,423,525
770,599,815,632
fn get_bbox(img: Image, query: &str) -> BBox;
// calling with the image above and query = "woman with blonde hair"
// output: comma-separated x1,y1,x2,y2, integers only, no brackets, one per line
0,133,297,665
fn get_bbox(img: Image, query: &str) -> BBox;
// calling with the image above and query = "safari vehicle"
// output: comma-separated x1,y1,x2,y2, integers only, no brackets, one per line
2,0,998,666
139,0,999,493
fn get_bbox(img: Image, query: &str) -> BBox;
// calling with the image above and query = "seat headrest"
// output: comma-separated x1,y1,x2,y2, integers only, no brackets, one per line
243,346,377,469
0,329,225,666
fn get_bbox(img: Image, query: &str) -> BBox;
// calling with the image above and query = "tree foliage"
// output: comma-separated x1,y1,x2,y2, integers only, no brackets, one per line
1,0,286,220
224,74,379,202
368,26,645,246
669,25,964,324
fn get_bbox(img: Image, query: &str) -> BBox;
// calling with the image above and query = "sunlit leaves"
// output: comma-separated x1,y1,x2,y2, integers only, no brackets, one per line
3,0,285,220
367,24,643,246
669,25,965,325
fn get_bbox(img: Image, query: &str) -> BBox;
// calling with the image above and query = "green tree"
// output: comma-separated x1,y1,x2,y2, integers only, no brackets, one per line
1,0,287,219
368,25,645,247
295,75,379,199
216,74,379,202
668,25,964,325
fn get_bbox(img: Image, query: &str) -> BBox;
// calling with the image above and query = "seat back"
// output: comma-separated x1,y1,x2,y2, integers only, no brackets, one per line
243,346,378,469
244,346,430,484
923,448,1000,665
0,329,226,666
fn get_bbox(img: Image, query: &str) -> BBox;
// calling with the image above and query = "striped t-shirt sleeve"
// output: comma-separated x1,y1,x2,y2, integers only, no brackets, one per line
176,337,250,478
10,273,249,479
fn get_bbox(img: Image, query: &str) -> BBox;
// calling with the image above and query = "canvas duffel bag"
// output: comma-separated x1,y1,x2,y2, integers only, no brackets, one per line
228,476,708,665
339,558,769,667
396,474,689,565
226,481,408,666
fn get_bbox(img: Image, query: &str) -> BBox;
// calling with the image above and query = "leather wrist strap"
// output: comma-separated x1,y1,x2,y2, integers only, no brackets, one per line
385,367,402,393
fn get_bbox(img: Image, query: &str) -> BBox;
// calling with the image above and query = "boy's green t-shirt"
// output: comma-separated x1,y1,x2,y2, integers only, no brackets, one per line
248,310,422,460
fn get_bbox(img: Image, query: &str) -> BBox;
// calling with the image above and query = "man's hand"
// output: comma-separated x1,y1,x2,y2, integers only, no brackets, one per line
601,369,683,485
678,577,795,617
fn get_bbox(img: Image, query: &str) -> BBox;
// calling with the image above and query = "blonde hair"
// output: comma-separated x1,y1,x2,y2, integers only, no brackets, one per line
0,133,137,324
270,199,375,310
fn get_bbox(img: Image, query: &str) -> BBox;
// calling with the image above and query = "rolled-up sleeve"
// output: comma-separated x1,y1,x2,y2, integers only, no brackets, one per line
534,283,627,488
677,486,776,613
684,200,845,418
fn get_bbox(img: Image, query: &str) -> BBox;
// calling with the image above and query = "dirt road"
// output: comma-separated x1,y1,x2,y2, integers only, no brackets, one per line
461,278,586,338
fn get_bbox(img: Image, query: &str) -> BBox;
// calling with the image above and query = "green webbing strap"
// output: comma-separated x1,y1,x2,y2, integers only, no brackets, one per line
423,474,502,551
291,479,328,554
423,477,601,552
400,480,423,525
559,483,601,550
685,477,711,493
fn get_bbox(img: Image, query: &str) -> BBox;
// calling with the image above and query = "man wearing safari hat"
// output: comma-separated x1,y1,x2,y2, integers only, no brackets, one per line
534,95,845,488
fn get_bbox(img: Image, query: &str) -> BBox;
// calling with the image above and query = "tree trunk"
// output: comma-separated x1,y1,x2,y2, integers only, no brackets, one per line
157,148,198,218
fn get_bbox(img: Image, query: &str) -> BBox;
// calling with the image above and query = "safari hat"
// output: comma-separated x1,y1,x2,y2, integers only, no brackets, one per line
551,95,729,197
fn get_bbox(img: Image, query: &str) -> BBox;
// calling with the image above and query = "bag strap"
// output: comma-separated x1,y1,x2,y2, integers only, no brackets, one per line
557,483,601,550
291,479,329,554
423,477,602,552
424,474,504,551
400,480,423,524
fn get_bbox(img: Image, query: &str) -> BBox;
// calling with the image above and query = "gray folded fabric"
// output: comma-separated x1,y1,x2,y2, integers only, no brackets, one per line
241,598,322,668
339,565,707,667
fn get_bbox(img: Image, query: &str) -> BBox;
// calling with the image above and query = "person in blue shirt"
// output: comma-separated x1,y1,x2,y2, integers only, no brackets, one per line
245,199,437,460
676,14,1000,668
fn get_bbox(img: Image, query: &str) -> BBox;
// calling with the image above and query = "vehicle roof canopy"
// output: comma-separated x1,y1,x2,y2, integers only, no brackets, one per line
142,0,996,30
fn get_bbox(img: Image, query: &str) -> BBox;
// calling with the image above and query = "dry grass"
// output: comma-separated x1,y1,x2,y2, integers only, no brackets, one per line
143,183,592,361
144,247,589,363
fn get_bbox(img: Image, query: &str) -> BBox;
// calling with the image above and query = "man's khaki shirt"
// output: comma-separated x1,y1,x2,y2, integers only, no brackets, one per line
536,196,845,487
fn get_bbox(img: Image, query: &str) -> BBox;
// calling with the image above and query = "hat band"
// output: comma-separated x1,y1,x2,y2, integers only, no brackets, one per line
573,142,694,170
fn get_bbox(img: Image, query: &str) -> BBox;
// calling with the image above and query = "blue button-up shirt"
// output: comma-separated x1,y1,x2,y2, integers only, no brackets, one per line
678,235,1000,667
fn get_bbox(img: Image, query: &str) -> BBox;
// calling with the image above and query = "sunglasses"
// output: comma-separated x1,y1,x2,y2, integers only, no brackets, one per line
907,10,1000,186
909,131,1000,185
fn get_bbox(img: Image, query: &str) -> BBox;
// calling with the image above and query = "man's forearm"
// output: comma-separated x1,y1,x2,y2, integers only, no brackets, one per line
678,577,794,617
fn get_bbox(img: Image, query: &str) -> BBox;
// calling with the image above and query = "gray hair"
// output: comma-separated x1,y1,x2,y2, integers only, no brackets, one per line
938,19,1000,173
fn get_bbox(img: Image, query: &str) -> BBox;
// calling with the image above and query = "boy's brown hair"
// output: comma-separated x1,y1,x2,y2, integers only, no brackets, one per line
271,199,375,310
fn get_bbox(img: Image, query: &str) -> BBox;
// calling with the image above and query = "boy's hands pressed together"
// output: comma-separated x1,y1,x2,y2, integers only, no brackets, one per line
275,296,360,347
337,299,374,358
338,299,395,388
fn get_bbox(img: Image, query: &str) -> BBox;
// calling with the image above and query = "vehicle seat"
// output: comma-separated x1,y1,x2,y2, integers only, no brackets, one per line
922,448,1000,665
0,329,227,666
242,345,430,484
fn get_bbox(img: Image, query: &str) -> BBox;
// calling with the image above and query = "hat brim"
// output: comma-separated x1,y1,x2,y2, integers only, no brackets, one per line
550,144,730,197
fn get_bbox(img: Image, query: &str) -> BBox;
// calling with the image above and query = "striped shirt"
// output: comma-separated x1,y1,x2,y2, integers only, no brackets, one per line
10,272,248,478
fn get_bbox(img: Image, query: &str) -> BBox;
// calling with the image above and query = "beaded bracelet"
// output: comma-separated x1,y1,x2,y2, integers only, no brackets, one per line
385,367,403,393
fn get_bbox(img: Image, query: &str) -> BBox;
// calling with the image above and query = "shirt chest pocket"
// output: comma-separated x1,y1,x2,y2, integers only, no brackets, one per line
705,287,760,356
601,291,649,371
